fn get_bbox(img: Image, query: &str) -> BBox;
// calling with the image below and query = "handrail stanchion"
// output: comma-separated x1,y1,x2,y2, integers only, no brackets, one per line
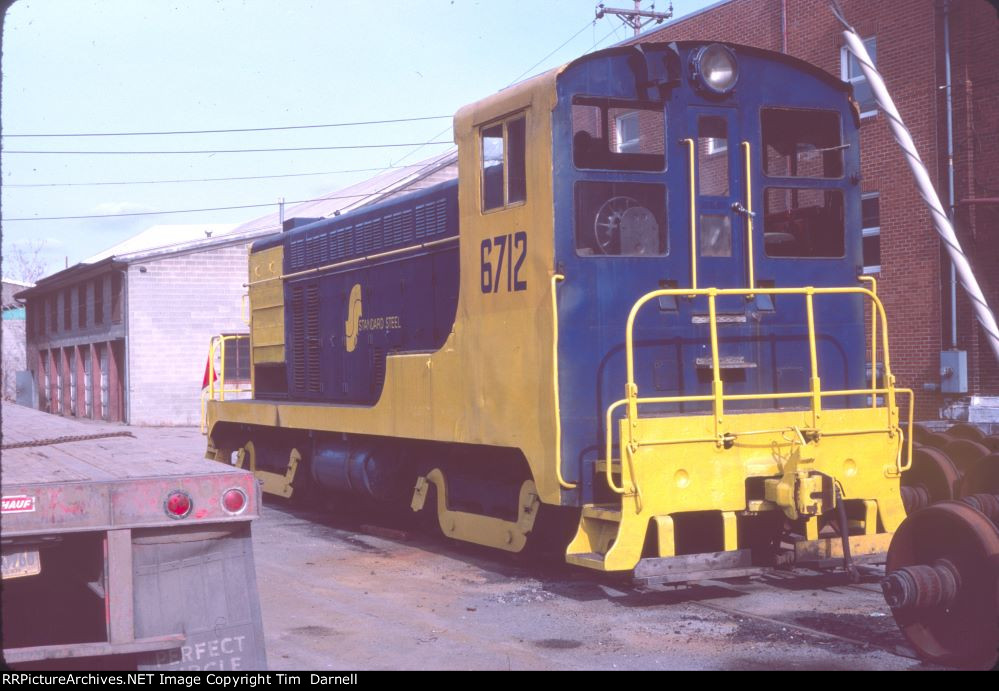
804,289,822,427
707,289,725,442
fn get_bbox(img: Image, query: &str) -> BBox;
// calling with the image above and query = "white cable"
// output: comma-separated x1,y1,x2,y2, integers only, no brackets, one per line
836,11,999,364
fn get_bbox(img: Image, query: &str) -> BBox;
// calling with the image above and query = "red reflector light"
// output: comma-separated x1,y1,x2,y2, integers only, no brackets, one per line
165,491,192,519
222,488,247,514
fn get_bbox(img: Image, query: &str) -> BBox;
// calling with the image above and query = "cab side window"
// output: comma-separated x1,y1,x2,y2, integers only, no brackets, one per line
481,115,527,212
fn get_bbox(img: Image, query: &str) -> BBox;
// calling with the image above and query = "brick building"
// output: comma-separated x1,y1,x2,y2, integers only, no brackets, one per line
633,0,998,418
16,225,249,425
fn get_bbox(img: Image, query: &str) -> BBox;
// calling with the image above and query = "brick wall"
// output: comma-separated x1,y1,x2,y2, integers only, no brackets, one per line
639,0,999,418
126,242,253,425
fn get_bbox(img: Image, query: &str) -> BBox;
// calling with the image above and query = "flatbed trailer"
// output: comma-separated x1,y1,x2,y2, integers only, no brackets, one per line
1,404,266,670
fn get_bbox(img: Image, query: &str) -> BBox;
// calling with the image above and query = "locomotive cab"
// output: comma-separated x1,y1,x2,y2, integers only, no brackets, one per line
545,43,909,575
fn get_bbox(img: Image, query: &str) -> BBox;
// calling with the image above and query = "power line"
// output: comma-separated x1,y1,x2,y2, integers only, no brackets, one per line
4,165,420,188
4,141,454,156
1,115,452,138
393,19,596,169
3,191,408,222
509,19,595,85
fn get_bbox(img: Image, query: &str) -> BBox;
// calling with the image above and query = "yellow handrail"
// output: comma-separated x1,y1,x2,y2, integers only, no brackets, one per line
741,141,755,296
858,275,878,407
605,285,910,497
200,333,252,434
625,286,894,392
550,274,576,490
682,138,698,291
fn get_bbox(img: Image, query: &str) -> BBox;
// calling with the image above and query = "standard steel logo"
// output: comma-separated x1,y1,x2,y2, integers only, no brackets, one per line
2,495,36,514
345,283,363,353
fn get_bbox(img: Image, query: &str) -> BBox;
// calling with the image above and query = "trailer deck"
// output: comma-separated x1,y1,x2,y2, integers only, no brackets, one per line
1,404,266,670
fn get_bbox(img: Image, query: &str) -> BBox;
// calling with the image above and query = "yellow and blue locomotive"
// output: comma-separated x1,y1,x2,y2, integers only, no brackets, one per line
206,41,913,580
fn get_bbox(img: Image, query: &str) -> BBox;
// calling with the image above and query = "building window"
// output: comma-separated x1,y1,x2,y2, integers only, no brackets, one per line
615,111,641,153
862,193,881,274
841,36,878,117
111,273,123,323
47,297,55,334
78,285,87,329
481,114,527,211
63,290,71,331
83,345,92,418
572,98,665,171
94,278,104,324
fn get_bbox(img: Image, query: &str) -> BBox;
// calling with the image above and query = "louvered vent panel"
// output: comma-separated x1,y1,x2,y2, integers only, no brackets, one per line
400,209,415,245
414,203,429,239
337,226,352,259
306,233,329,266
305,284,321,393
290,285,306,392
371,347,386,395
433,199,447,235
289,238,306,270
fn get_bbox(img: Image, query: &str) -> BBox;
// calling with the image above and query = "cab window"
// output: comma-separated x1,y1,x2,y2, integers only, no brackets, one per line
762,108,844,179
764,188,845,258
572,97,664,172
481,115,527,212
574,181,667,256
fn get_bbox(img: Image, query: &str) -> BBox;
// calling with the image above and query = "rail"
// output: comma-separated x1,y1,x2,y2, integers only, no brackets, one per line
603,285,914,498
200,333,252,434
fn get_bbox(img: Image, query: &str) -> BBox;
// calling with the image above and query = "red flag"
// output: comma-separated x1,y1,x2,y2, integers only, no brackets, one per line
202,358,217,388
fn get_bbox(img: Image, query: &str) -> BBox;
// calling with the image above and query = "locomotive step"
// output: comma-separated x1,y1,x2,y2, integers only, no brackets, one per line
580,504,623,522
565,552,607,570
595,459,621,475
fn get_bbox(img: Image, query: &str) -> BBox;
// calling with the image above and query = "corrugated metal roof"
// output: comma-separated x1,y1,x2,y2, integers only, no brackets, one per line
83,223,239,263
231,148,458,234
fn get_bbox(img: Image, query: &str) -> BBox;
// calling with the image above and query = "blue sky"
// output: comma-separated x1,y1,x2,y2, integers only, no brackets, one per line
1,0,712,279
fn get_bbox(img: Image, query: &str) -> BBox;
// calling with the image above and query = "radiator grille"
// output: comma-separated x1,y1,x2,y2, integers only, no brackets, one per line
287,196,450,271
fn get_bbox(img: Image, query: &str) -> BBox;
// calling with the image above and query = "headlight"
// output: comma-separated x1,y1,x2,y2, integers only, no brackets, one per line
691,44,739,95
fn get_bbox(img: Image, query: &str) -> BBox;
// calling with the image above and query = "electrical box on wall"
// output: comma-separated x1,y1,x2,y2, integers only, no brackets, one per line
940,350,967,394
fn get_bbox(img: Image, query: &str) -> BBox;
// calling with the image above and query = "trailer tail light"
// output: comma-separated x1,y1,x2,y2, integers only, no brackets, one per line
165,491,193,519
221,488,247,515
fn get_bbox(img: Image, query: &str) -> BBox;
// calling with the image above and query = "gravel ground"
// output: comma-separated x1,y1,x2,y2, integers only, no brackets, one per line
4,411,953,671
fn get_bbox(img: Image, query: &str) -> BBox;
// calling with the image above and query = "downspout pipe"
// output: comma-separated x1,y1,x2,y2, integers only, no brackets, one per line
781,0,788,54
831,3,999,365
943,0,957,349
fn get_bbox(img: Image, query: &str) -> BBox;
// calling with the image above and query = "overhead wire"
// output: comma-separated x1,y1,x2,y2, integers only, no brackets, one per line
5,166,420,188
4,141,453,155
4,11,633,219
1,115,451,138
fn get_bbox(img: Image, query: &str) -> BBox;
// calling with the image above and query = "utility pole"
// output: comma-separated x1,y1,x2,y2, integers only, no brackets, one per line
595,1,673,37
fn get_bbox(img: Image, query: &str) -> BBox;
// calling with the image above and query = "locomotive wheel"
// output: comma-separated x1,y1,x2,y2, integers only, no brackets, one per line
941,439,991,474
882,501,999,669
960,453,999,498
946,423,986,443
960,493,999,523
923,431,955,451
910,423,933,446
901,447,961,513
